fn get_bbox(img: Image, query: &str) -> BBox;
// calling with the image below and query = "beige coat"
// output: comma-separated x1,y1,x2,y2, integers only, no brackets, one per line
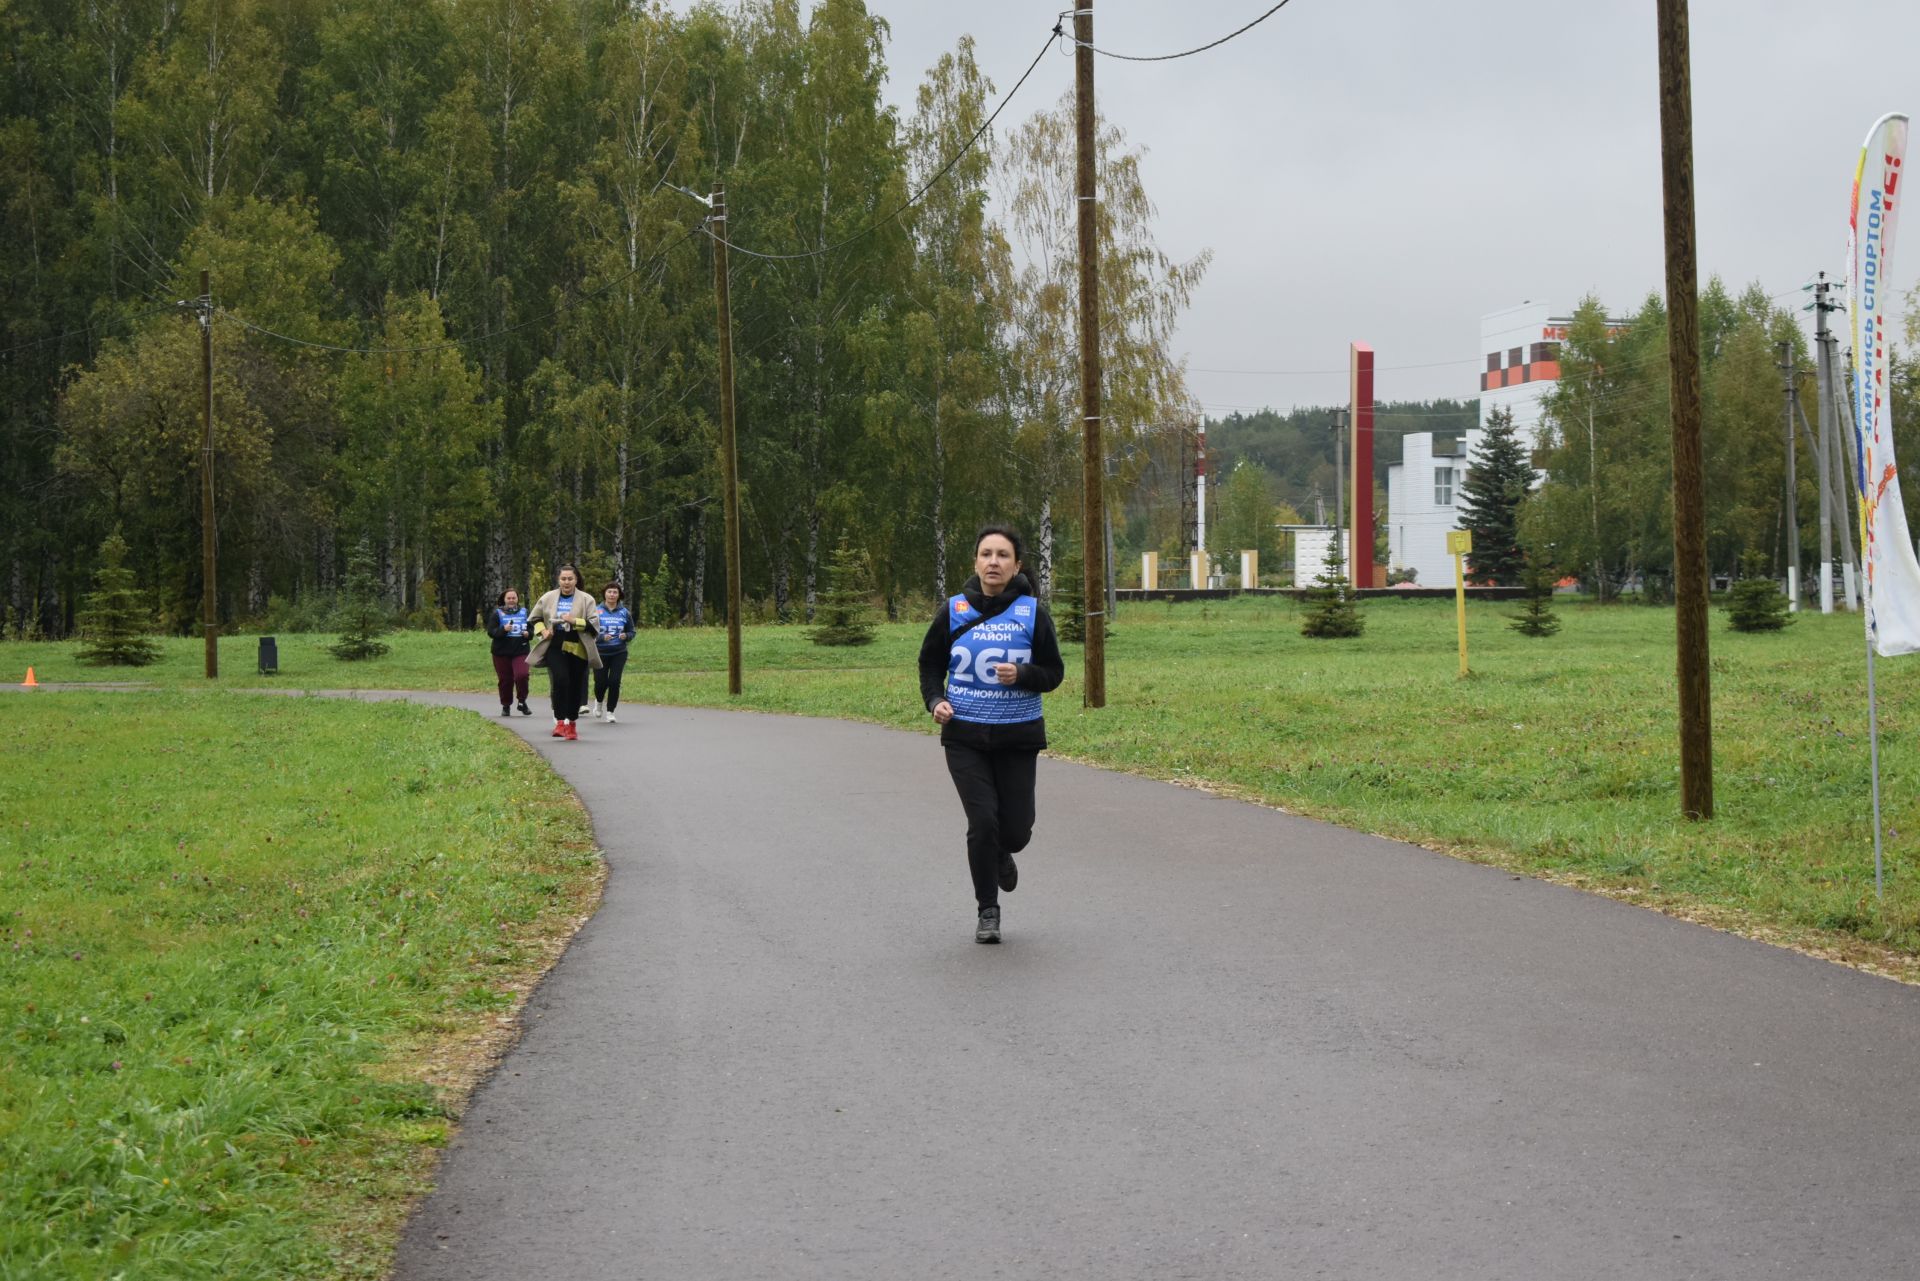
526,588,604,670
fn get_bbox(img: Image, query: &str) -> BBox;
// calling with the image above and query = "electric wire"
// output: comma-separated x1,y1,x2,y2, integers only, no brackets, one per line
705,29,1057,264
1066,0,1299,63
226,226,701,356
0,302,197,361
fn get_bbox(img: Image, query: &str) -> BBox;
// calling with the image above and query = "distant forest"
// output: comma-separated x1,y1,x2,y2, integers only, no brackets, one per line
1200,399,1481,520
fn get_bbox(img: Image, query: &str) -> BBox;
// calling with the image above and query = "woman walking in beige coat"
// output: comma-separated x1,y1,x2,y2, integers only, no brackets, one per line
527,564,602,741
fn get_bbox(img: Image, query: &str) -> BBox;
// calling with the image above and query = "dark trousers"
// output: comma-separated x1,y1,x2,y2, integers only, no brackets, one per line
592,648,629,711
548,649,589,722
943,743,1039,910
492,653,529,707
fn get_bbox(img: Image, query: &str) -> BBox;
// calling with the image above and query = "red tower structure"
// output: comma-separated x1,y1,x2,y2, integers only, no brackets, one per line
1349,343,1377,588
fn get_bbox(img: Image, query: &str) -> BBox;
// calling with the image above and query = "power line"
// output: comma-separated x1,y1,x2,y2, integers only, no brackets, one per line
1068,0,1299,63
0,302,193,361
228,227,701,356
707,29,1058,264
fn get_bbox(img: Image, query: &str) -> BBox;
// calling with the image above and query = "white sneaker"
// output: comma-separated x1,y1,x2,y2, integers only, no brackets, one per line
604,711,617,724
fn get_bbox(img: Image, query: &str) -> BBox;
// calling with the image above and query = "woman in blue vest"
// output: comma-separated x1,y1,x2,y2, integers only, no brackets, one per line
917,525,1065,943
485,587,533,717
589,581,634,723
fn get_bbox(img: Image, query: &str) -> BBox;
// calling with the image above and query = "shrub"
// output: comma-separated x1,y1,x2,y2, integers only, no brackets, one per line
74,528,161,666
330,540,392,660
1727,551,1792,633
808,538,876,646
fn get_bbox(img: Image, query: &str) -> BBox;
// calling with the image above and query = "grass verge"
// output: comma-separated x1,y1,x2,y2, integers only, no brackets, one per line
8,593,1918,976
0,692,601,1279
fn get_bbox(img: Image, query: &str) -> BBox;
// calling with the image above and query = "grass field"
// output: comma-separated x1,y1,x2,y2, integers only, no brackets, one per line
7,592,1919,979
0,693,600,1279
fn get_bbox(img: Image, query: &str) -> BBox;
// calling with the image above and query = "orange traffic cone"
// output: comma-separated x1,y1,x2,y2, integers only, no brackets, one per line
21,667,37,687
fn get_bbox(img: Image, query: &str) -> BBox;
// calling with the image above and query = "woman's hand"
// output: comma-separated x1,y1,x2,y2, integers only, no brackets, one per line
992,662,1019,686
931,699,954,724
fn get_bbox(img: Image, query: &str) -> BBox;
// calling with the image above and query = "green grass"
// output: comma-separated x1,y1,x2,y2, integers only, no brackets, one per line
0,693,599,1279
9,593,1920,971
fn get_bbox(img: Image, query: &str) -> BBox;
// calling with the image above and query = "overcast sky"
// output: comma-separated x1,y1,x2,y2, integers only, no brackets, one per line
708,1,1920,416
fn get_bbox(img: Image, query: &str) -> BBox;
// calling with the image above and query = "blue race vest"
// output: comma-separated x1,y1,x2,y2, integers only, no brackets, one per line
496,606,529,638
945,594,1042,725
596,605,632,649
553,593,577,623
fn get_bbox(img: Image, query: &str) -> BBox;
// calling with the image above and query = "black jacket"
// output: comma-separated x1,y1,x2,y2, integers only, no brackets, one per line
917,572,1065,751
485,606,531,658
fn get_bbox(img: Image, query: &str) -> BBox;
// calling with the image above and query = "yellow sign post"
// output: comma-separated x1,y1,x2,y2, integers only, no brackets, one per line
1447,530,1472,677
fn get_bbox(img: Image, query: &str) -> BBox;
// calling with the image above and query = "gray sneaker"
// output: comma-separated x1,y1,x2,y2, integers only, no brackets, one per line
975,906,1001,944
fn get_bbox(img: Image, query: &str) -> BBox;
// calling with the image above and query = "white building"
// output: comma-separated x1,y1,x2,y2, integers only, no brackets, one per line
1386,302,1609,586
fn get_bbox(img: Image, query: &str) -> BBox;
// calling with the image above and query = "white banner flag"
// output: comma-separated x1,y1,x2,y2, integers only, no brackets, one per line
1849,113,1918,657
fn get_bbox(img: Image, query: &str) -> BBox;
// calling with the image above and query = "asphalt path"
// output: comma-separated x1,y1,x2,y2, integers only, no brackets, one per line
383,693,1920,1280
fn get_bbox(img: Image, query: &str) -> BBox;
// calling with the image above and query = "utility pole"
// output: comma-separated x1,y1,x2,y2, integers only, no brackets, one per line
710,186,743,695
1825,329,1862,605
1777,339,1801,609
198,269,217,679
1331,409,1347,569
1587,375,1602,602
1810,274,1841,612
1655,0,1713,819
1074,0,1106,707
1194,420,1208,581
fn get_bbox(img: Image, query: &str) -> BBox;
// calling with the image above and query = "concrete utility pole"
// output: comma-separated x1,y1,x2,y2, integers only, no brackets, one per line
1587,375,1602,602
1655,0,1713,819
711,186,743,695
1825,330,1863,606
1074,0,1107,708
1810,275,1857,611
198,269,217,679
1777,340,1801,609
1331,409,1347,569
1194,420,1208,579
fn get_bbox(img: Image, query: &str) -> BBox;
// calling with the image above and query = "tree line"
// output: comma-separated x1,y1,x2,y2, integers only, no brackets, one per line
1,0,1204,637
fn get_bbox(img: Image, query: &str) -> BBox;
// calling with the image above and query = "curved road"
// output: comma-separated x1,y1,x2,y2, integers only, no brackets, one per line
389,696,1920,1280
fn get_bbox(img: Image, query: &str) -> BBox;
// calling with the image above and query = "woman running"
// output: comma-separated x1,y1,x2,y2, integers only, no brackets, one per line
528,564,602,741
485,587,532,717
917,524,1064,943
590,581,634,723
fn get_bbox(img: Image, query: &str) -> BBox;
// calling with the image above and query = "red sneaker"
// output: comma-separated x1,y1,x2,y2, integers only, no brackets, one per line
562,720,578,741
551,721,566,738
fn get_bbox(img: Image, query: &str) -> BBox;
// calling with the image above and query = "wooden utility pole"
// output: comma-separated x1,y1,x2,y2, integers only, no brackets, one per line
1655,0,1712,819
711,187,743,695
1074,0,1107,708
199,269,218,679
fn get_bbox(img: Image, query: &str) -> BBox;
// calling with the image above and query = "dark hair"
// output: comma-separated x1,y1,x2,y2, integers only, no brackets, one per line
556,563,579,580
973,523,1025,564
603,581,623,597
494,588,520,607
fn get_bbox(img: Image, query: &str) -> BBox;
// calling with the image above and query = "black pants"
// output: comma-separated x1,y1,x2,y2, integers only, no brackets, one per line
548,649,590,722
943,743,1039,910
592,649,629,711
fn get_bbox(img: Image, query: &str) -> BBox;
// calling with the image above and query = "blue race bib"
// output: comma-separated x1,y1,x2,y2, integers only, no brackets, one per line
944,594,1042,725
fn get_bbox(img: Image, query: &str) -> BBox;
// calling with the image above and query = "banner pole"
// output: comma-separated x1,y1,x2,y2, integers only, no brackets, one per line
1867,625,1885,901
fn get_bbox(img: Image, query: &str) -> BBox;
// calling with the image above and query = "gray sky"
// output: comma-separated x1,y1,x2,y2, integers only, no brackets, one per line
712,1,1920,415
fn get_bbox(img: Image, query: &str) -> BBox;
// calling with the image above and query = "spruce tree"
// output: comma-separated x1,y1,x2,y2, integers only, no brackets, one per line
1053,533,1087,645
808,538,876,646
1509,553,1563,638
75,528,160,667
1458,406,1534,586
1300,534,1365,639
330,539,392,660
1727,551,1792,633
637,551,676,629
